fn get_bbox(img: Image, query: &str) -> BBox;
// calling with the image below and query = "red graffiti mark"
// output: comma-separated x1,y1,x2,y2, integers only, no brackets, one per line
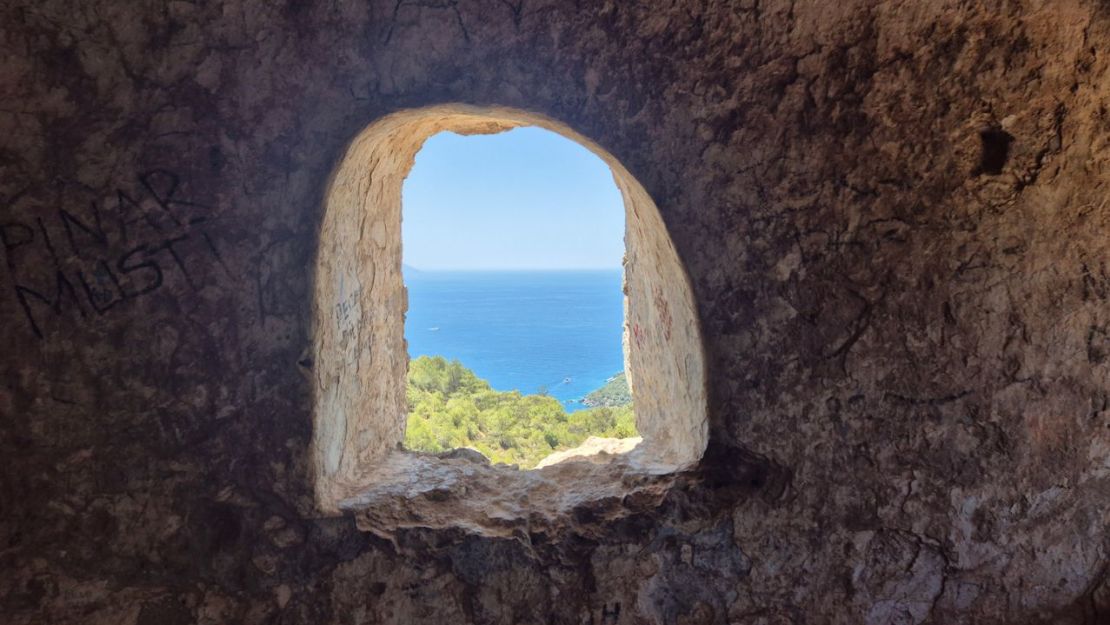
653,285,672,341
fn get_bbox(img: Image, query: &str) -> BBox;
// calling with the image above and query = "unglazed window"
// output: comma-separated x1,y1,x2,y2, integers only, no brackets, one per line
311,105,707,516
400,127,635,469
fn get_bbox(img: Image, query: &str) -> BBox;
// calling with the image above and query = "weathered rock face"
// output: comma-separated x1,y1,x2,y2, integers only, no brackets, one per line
1,1,1108,623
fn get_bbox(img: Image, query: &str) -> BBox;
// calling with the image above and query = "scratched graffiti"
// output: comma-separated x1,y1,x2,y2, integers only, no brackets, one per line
0,169,229,338
1082,261,1110,301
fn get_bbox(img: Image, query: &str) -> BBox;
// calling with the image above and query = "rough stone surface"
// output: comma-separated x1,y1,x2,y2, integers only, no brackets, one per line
535,436,642,469
2,1,1109,623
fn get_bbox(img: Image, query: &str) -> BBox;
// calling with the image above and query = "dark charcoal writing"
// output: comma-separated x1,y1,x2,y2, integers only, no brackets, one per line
2,170,228,338
335,286,364,325
335,285,364,345
580,602,621,625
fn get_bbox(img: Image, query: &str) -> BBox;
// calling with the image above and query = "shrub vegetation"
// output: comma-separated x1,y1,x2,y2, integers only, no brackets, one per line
404,355,636,468
582,372,631,407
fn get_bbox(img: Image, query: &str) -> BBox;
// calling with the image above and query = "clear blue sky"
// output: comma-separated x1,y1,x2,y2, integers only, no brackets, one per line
402,127,625,270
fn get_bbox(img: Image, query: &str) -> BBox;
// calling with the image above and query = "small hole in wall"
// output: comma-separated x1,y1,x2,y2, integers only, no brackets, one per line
974,128,1014,176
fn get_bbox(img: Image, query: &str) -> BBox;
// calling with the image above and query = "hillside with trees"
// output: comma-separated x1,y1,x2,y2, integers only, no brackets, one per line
581,372,631,407
404,356,636,468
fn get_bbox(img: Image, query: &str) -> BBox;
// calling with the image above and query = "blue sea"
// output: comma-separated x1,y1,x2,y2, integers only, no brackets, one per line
404,269,624,411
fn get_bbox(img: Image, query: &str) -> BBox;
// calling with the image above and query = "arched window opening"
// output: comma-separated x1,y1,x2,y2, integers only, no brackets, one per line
312,105,707,520
400,127,636,469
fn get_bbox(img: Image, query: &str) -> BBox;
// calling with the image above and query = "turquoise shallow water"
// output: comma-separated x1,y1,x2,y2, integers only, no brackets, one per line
404,269,624,411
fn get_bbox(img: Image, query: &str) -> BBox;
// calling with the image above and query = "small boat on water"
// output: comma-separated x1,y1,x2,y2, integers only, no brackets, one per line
428,327,440,331
562,377,572,384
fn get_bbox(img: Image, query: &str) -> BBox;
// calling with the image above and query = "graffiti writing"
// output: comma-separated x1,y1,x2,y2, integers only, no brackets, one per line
1,169,228,338
580,602,621,625
1082,261,1110,301
652,284,672,342
335,286,363,325
335,286,363,345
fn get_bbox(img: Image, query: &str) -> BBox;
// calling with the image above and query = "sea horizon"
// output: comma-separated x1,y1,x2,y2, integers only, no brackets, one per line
404,265,622,273
404,268,625,410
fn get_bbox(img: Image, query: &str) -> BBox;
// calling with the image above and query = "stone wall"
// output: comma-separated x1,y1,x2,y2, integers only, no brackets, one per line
1,1,1108,623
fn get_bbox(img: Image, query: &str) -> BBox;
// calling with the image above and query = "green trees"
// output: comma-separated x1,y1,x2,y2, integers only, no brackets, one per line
403,356,636,468
581,372,632,407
